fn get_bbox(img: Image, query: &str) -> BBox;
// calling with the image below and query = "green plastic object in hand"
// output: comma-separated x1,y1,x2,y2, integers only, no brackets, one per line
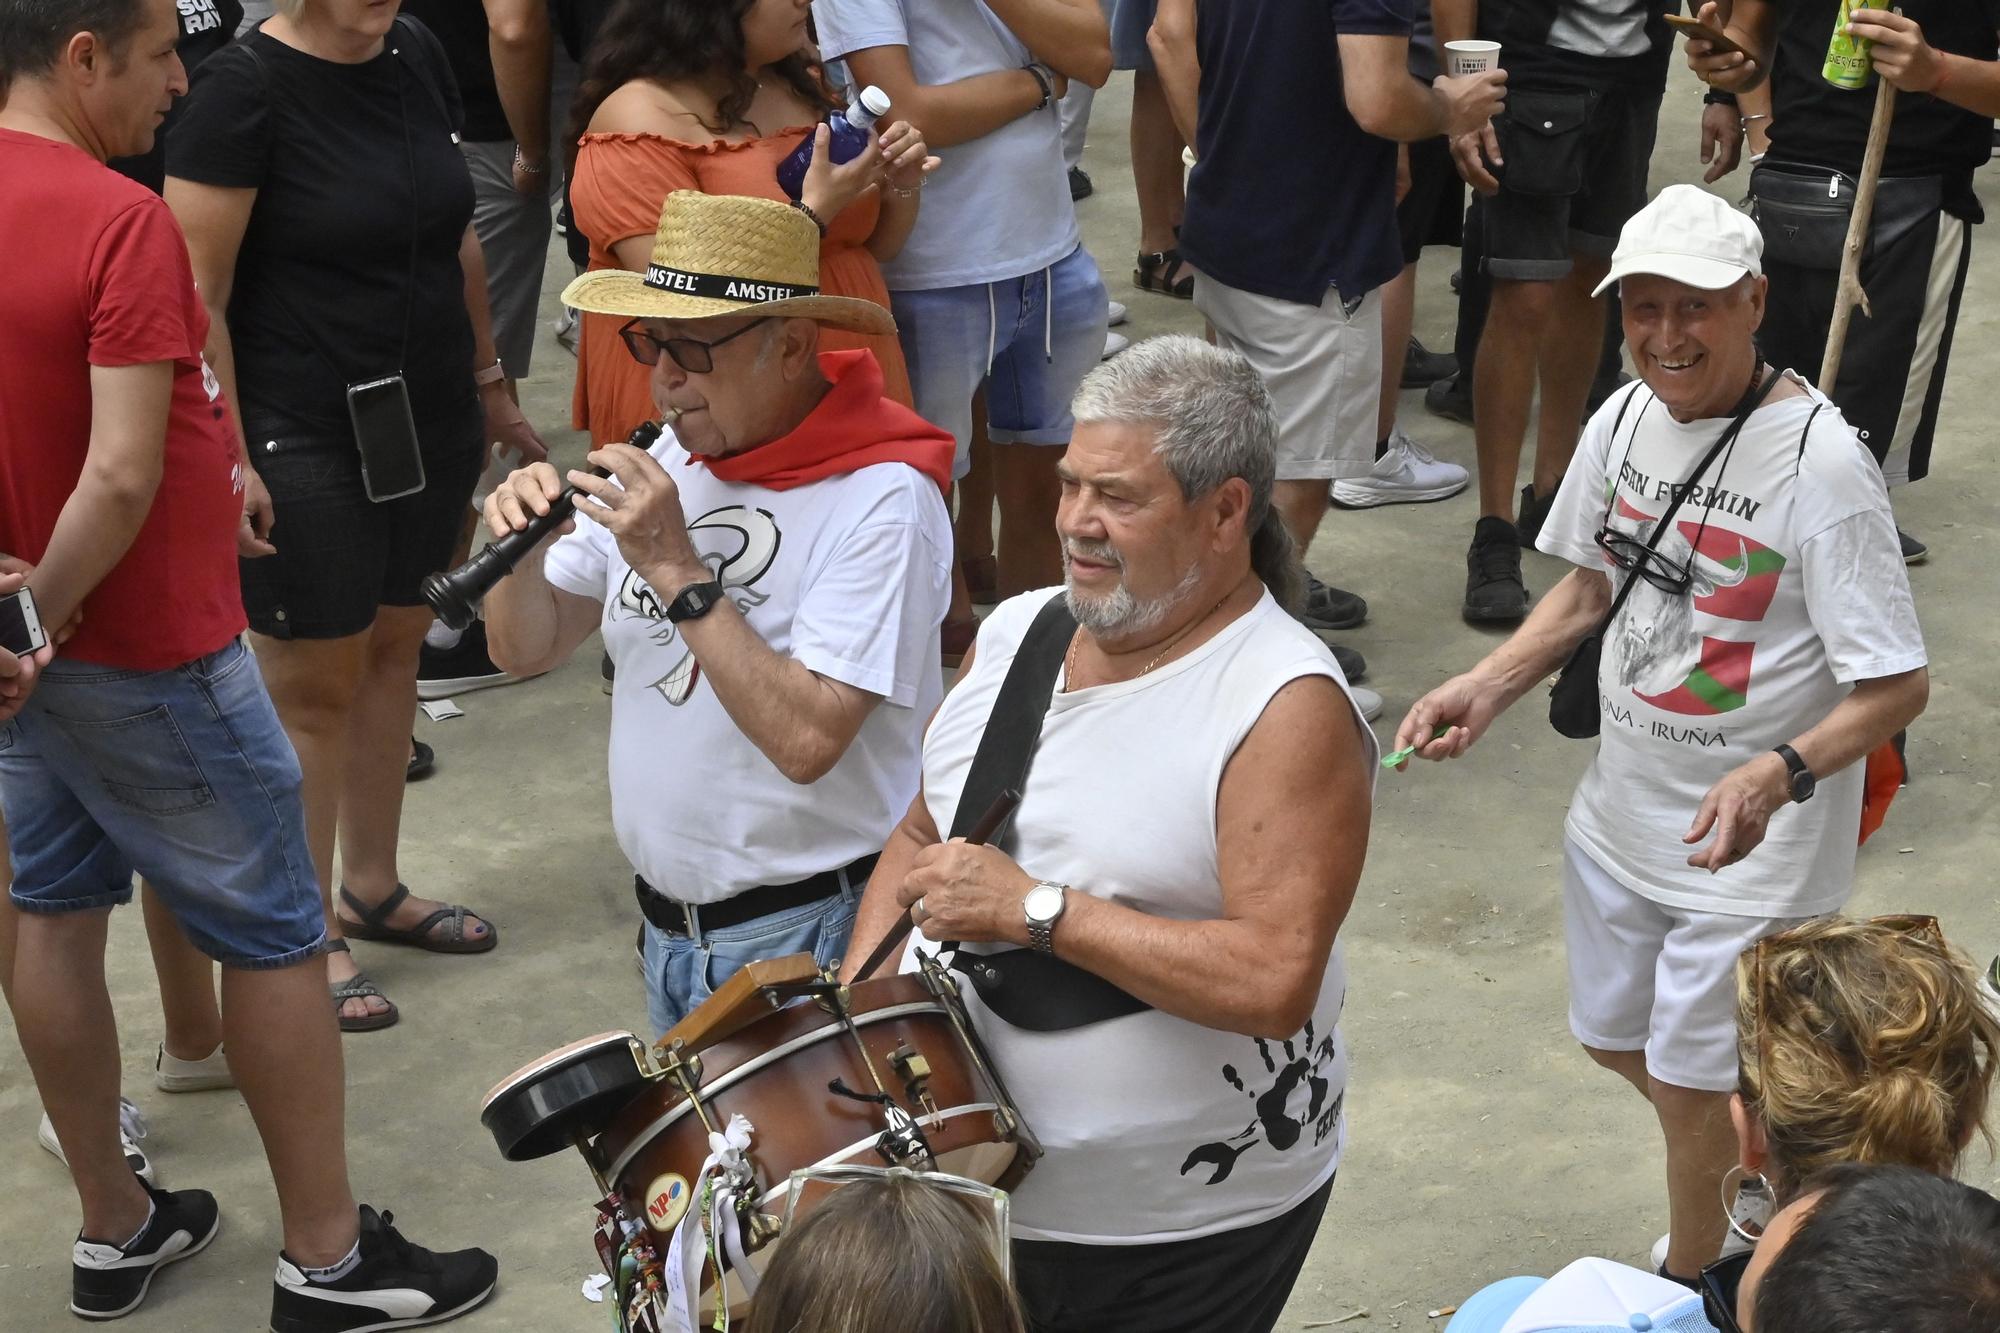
1381,725,1452,769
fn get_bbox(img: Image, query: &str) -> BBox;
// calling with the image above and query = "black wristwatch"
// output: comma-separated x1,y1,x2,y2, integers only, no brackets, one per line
1773,743,1816,803
1703,87,1739,107
665,580,725,624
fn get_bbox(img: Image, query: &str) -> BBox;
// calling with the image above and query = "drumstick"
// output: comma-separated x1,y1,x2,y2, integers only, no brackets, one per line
851,788,1021,982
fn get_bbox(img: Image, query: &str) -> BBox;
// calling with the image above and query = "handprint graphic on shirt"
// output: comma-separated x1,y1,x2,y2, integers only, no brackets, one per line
1179,1019,1342,1186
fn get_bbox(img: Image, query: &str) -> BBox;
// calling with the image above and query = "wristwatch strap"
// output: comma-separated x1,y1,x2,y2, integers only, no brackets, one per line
665,580,725,624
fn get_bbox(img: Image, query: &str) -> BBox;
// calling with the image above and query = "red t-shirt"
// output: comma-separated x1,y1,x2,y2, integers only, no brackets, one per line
0,128,245,670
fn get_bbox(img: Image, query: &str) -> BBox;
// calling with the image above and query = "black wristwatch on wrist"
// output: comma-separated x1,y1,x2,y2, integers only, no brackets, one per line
1773,743,1816,803
1703,87,1739,107
665,580,725,624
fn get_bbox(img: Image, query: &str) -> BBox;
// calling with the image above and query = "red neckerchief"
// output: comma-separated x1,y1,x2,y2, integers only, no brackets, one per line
691,350,954,494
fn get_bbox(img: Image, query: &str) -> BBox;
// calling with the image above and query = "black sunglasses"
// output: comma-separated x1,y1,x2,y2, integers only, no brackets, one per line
618,317,770,374
1699,1250,1752,1333
1594,525,1697,596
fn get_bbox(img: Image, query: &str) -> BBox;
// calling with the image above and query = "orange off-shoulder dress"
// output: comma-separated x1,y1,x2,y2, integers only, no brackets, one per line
568,128,914,444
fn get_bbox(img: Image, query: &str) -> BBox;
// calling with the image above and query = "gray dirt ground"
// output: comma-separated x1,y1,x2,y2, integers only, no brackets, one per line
2,70,1996,1332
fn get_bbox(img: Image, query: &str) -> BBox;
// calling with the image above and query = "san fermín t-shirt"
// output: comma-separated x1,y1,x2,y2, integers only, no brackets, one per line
1176,0,1412,307
166,20,477,436
1538,378,1926,918
0,130,246,671
542,434,951,904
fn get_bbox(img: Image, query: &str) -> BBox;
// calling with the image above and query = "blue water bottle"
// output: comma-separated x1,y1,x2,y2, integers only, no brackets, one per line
776,85,892,201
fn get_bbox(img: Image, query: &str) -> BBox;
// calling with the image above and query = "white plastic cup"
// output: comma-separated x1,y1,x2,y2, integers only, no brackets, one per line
1445,40,1502,77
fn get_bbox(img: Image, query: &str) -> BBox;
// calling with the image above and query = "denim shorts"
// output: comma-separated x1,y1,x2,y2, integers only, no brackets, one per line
640,885,859,1038
0,640,326,969
891,244,1110,481
238,401,485,640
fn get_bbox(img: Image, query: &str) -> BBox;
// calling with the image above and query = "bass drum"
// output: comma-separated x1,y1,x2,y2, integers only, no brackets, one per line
596,966,1037,1312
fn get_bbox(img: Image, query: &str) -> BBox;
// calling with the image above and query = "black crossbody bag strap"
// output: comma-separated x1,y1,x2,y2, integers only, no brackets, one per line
1600,369,1782,628
937,594,1153,1030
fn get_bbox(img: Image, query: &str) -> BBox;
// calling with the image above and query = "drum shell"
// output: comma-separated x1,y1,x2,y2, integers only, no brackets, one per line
598,971,1033,1250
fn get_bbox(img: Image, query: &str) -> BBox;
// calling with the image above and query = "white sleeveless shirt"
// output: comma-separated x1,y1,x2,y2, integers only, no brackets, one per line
903,586,1379,1243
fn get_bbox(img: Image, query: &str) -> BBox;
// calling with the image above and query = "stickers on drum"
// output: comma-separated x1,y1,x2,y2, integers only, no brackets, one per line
645,1173,692,1231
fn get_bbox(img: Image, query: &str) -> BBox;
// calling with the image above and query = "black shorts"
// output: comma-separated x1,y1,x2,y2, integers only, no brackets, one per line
1752,163,1971,487
239,401,484,639
1397,136,1465,265
1484,86,1662,280
1013,1176,1333,1333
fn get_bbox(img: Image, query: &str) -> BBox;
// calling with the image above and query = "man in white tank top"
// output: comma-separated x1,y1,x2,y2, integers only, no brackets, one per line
842,336,1379,1333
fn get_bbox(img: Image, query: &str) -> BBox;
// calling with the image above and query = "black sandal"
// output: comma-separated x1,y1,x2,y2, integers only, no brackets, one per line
1133,248,1195,299
337,883,497,954
324,939,399,1033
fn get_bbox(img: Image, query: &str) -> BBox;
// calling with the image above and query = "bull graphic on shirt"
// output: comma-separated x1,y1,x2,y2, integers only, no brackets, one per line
613,505,781,705
1180,1019,1342,1186
1605,498,1783,716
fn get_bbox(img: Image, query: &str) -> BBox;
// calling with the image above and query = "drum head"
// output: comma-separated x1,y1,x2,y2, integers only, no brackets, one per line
481,1032,653,1162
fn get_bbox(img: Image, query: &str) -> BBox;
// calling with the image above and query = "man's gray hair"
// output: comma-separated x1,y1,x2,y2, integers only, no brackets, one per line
1070,335,1302,610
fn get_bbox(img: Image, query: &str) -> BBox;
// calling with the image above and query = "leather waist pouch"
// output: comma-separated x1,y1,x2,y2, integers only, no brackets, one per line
947,947,1150,1032
1752,164,1944,271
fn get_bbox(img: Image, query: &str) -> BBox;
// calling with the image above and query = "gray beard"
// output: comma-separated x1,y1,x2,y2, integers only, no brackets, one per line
1064,554,1204,640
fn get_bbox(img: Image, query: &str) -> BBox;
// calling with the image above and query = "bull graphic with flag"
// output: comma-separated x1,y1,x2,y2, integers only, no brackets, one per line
1606,498,1785,716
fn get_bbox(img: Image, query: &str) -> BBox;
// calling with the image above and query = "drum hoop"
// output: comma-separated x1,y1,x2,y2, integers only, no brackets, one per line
605,1000,948,1183
744,1103,1008,1210
479,1032,644,1112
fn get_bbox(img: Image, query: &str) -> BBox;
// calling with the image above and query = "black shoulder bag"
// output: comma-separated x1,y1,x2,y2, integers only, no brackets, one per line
856,594,1153,1030
1548,370,1780,739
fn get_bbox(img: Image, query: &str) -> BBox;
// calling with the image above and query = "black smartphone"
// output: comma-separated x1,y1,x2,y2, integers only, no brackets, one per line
346,375,427,503
0,586,48,657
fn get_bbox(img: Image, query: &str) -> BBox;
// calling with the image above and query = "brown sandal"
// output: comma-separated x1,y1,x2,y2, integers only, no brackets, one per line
962,554,999,607
941,617,978,670
1134,248,1195,299
337,883,497,953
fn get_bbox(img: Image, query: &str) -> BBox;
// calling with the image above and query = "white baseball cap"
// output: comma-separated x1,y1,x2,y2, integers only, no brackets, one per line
1444,1258,1718,1333
1591,184,1763,298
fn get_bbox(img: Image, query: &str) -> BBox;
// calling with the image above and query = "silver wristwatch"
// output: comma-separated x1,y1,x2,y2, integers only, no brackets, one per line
1024,881,1068,955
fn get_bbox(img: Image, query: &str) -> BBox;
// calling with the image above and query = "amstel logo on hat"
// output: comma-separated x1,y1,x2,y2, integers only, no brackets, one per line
561,192,895,336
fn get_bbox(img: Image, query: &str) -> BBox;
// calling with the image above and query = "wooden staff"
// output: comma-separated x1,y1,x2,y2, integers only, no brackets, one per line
1819,75,1899,388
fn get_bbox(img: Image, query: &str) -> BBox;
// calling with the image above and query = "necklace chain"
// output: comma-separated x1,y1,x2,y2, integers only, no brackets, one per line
1065,589,1235,692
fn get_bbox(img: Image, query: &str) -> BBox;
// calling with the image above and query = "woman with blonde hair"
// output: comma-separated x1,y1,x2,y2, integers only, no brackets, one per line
745,1171,1026,1333
1732,913,2000,1204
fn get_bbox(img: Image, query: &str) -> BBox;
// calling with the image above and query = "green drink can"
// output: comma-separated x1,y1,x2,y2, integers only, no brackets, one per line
1822,0,1876,90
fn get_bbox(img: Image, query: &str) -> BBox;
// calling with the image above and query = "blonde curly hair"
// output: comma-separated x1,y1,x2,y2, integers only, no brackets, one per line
1736,914,2000,1201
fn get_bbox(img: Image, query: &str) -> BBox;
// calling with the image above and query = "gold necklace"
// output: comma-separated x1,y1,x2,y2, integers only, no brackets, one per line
1066,588,1236,691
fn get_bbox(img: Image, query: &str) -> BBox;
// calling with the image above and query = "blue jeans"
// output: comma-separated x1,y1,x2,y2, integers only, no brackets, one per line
640,885,860,1038
0,640,325,969
891,244,1110,480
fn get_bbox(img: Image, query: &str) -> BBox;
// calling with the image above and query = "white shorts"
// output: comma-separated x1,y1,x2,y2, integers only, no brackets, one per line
1561,837,1810,1092
1193,274,1381,482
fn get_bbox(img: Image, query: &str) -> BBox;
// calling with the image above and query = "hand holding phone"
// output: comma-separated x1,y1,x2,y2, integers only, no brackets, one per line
0,579,53,724
1666,12,1749,59
0,584,48,657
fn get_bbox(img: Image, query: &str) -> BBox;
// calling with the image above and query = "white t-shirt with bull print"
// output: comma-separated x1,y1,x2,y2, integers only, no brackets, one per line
1538,375,1925,918
543,429,951,903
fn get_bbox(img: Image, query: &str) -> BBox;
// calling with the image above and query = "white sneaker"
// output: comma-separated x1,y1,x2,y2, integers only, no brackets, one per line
39,1098,157,1186
1102,330,1130,361
1350,686,1384,723
1107,300,1129,327
154,1042,234,1093
1331,427,1470,508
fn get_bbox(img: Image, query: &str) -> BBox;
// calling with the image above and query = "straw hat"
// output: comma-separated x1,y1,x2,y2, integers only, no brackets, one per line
561,191,896,335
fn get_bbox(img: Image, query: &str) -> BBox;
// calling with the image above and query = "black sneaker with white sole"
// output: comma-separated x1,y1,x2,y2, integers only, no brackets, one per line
415,620,522,701
270,1205,497,1333
71,1183,219,1320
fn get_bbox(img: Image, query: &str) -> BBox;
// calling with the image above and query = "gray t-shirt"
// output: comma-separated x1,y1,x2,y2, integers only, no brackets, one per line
814,0,1080,289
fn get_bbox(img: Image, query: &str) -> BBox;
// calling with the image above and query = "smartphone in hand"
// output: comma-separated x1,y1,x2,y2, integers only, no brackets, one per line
0,586,47,657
